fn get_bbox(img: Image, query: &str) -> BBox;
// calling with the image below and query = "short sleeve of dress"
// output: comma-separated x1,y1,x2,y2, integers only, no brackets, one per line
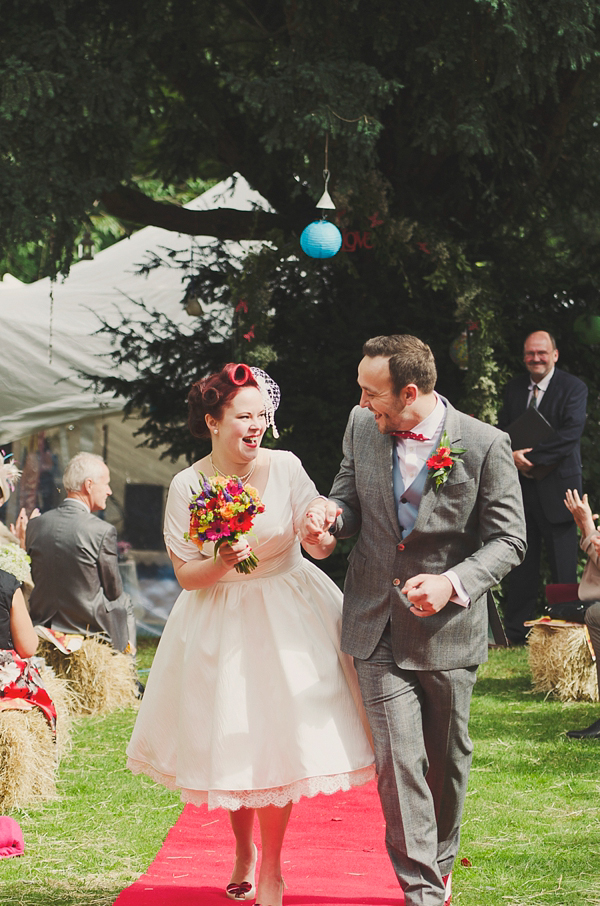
286,452,321,536
163,469,210,562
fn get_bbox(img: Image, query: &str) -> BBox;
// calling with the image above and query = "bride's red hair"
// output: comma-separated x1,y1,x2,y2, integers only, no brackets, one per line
188,364,259,439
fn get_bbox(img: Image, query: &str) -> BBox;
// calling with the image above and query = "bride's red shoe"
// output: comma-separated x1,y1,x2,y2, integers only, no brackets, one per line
226,843,257,901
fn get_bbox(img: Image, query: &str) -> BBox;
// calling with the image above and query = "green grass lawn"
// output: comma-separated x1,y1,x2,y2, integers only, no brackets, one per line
0,643,598,906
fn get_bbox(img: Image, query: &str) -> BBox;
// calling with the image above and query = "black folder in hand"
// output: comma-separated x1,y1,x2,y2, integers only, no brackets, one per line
505,407,557,480
505,407,556,450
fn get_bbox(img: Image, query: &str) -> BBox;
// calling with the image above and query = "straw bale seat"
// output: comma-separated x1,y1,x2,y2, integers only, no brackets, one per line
37,636,138,716
528,622,599,702
0,669,74,811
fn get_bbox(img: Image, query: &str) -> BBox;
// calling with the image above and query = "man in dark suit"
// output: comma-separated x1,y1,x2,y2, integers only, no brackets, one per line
306,335,526,906
497,330,588,645
26,452,136,653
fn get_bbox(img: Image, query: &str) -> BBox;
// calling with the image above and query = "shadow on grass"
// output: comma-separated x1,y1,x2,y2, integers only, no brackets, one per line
473,675,535,699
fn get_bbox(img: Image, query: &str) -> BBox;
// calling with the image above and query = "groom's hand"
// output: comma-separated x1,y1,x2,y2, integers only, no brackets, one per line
302,498,341,543
402,574,453,617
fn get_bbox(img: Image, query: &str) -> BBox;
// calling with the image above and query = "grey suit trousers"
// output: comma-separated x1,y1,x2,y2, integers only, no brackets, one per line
354,623,477,906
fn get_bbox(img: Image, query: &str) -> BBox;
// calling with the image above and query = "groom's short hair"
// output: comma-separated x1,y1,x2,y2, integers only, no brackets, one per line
363,335,437,395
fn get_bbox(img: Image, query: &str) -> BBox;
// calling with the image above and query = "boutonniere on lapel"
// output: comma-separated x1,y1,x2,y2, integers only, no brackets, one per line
426,431,467,491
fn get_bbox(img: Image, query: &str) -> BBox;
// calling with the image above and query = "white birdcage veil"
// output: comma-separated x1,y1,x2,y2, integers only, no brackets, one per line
250,367,280,438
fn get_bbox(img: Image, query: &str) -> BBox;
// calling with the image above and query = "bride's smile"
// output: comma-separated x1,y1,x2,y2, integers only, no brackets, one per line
207,386,267,473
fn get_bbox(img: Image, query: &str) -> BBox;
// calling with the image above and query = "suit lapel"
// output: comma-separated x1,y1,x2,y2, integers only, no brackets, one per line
536,370,557,416
412,400,461,534
378,433,402,539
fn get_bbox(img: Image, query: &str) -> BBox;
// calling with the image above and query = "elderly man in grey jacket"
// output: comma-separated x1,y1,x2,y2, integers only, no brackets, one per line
307,335,526,906
26,452,136,653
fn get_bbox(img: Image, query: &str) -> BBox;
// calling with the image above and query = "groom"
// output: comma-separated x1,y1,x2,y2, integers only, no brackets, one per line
313,335,526,906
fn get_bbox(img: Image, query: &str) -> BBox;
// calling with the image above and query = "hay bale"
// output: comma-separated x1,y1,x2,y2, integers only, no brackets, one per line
0,665,77,811
37,637,138,716
0,708,57,810
528,624,599,702
40,668,75,760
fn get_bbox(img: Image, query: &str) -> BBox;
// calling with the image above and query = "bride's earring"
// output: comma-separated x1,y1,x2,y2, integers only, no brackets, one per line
214,429,219,435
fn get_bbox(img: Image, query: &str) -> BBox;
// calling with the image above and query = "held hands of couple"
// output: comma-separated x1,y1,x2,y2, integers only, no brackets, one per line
402,574,454,618
302,499,342,546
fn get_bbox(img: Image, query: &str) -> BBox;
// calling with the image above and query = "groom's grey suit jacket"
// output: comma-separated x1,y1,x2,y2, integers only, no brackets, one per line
330,399,526,670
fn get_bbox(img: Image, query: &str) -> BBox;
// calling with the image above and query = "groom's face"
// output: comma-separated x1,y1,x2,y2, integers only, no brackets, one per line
357,355,407,433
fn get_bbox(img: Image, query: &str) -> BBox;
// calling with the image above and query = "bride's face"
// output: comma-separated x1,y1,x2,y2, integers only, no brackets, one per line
212,386,267,462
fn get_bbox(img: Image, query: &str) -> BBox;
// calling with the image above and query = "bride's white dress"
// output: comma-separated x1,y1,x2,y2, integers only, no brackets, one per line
126,450,375,810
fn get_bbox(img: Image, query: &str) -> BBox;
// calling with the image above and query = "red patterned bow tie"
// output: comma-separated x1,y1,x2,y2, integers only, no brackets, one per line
391,431,430,441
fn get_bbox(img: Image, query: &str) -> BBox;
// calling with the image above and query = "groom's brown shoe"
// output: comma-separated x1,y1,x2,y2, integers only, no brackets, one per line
566,717,600,738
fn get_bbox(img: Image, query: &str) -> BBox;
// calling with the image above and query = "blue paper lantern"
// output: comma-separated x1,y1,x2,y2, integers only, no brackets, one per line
300,220,342,259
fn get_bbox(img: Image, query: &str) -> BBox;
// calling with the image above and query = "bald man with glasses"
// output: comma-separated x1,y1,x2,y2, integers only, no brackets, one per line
497,330,588,645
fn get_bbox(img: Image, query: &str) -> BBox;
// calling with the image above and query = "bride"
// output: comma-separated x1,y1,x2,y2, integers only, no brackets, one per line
126,363,374,906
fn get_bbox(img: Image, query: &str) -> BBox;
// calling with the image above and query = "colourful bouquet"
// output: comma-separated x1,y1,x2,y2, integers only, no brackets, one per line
184,473,265,573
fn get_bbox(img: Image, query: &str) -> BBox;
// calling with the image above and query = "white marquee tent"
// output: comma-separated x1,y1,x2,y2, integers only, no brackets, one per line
0,174,268,443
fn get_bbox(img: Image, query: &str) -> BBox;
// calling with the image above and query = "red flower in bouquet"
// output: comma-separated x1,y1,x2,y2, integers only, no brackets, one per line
231,510,254,533
184,473,265,573
427,432,467,491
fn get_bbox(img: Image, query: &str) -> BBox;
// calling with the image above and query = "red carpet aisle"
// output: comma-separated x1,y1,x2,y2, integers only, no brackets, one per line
113,779,403,906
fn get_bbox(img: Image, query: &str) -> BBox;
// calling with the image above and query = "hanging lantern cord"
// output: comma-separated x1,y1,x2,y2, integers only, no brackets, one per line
321,170,330,219
315,131,337,213
320,130,330,220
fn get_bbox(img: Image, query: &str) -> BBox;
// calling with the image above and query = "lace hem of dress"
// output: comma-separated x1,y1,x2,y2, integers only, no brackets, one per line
127,758,375,811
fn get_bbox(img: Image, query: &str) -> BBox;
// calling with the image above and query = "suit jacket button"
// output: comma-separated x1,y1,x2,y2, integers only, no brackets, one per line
397,543,405,551
392,578,401,586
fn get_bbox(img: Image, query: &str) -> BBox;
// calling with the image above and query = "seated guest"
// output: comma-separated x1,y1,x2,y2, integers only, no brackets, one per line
0,567,57,734
564,488,600,738
0,454,35,597
26,453,136,654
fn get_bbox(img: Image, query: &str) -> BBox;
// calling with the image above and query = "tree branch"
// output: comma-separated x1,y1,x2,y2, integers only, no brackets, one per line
99,184,283,240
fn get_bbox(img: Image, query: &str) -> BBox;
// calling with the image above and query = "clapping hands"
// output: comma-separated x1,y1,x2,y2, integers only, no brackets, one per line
564,489,598,537
10,507,40,549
